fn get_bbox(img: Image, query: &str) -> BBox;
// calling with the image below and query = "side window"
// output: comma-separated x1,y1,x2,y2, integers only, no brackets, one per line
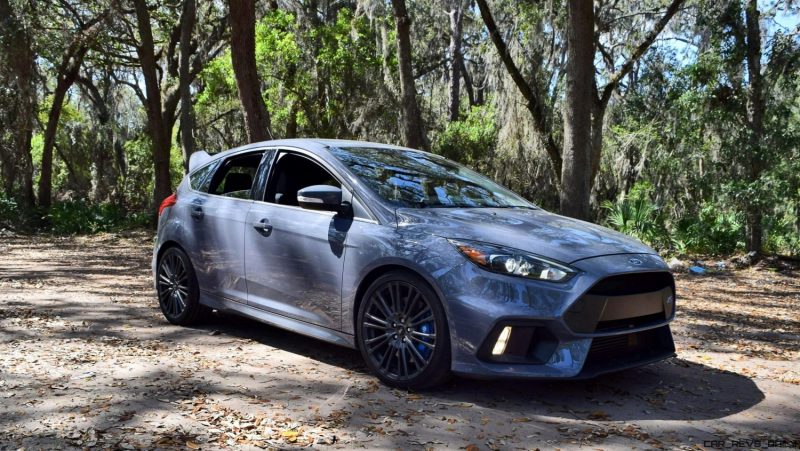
208,151,264,199
265,152,340,206
189,162,217,192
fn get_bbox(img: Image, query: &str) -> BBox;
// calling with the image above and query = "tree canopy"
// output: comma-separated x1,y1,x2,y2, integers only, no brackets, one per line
0,0,798,255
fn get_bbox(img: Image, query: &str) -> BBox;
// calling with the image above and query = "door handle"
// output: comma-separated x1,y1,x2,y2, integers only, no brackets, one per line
190,206,204,220
253,218,273,236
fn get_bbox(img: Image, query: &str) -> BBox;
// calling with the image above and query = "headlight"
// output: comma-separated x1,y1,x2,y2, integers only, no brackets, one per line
448,239,577,282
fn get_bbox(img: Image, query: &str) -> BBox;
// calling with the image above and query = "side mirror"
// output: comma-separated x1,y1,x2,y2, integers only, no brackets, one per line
297,185,343,212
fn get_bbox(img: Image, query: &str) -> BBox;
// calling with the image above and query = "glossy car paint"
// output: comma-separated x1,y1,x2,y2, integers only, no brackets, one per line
154,138,676,379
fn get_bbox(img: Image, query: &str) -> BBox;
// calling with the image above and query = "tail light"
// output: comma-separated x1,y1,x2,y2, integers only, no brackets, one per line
158,193,177,217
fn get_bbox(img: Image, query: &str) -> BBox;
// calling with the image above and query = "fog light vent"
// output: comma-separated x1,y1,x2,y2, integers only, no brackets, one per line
491,326,512,355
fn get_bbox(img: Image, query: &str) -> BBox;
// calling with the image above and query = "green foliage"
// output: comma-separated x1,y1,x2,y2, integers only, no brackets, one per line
433,106,498,169
0,193,22,228
121,136,155,209
197,7,384,145
674,203,744,255
601,182,671,250
45,201,149,235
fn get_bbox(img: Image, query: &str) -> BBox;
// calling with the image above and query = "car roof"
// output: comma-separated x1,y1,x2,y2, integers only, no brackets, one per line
202,138,431,163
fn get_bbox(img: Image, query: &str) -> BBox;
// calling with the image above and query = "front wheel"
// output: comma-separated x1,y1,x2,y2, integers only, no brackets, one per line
156,247,209,325
356,271,451,389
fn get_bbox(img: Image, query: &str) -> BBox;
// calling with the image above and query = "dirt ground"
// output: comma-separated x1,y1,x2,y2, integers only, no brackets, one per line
0,231,798,450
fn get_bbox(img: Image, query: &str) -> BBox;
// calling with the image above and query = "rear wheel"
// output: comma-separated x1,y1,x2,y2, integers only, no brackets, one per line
356,271,451,389
156,247,209,325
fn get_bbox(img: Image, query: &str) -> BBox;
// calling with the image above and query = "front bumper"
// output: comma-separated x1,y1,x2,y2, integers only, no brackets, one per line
439,253,676,379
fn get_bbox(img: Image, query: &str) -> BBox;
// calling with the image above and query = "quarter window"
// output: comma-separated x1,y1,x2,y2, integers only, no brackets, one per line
189,162,217,192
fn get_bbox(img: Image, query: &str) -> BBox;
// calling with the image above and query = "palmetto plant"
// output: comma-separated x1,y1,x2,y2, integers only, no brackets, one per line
602,186,669,250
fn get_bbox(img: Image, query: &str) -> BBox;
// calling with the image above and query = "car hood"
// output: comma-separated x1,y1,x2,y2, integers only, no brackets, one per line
395,207,656,264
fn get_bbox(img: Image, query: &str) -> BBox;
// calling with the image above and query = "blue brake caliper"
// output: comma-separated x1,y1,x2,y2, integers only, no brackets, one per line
416,322,434,359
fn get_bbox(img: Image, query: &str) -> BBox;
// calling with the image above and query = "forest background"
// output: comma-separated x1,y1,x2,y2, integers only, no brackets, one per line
1,0,799,257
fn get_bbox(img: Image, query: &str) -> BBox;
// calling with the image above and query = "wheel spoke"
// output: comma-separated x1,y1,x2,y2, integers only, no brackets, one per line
378,345,393,372
402,290,420,319
409,335,435,349
367,335,392,354
175,291,186,311
373,293,393,320
409,330,435,339
386,283,396,314
365,313,388,327
409,308,433,326
404,337,428,367
366,332,392,345
399,345,409,377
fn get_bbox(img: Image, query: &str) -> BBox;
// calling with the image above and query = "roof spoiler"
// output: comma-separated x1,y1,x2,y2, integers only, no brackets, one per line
188,151,212,172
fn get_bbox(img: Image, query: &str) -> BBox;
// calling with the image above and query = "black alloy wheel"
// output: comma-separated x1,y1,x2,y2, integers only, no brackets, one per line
157,247,209,325
357,271,451,389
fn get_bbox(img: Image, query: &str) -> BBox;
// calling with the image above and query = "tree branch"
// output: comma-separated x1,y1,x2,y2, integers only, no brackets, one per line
599,0,685,106
475,0,561,177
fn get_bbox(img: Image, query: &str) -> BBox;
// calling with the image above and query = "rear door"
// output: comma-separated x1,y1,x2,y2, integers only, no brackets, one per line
244,149,351,329
189,150,265,303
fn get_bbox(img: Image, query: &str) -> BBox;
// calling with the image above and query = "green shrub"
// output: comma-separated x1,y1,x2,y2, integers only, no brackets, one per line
0,193,21,228
674,203,744,255
601,182,671,250
45,201,149,235
764,214,800,257
433,106,498,169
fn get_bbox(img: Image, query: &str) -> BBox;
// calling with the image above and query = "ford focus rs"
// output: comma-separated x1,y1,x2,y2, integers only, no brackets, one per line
153,139,676,389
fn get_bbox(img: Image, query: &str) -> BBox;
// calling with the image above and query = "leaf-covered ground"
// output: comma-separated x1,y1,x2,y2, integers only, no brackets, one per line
0,232,798,450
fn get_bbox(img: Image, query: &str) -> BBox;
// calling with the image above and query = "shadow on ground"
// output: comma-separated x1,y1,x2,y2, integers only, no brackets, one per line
189,313,765,423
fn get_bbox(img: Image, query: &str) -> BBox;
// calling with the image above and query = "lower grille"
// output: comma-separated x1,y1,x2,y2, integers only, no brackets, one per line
595,312,666,332
581,325,675,375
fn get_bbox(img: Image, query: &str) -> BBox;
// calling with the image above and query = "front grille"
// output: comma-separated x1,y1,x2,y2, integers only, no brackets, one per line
564,271,675,334
581,325,675,374
588,272,674,296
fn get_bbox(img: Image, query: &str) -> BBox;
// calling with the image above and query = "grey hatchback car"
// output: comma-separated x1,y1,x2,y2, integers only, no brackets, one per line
153,139,676,389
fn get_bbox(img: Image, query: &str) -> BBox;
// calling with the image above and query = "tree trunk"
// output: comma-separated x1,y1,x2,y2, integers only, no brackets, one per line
0,0,36,208
447,2,464,122
77,74,121,203
589,98,607,186
228,0,273,143
133,0,173,213
38,50,89,209
391,0,427,149
744,0,764,253
460,58,476,107
38,79,70,209
560,0,594,220
179,0,197,173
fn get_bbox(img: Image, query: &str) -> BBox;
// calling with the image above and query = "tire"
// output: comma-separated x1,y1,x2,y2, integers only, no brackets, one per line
156,246,210,326
356,271,451,390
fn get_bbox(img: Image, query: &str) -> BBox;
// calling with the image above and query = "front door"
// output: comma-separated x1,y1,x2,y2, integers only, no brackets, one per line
244,151,349,330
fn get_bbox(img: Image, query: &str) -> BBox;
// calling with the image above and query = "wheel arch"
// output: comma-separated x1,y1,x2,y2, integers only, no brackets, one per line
156,240,187,266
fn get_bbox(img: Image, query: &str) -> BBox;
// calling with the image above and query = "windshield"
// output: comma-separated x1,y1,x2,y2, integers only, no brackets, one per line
329,146,533,209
